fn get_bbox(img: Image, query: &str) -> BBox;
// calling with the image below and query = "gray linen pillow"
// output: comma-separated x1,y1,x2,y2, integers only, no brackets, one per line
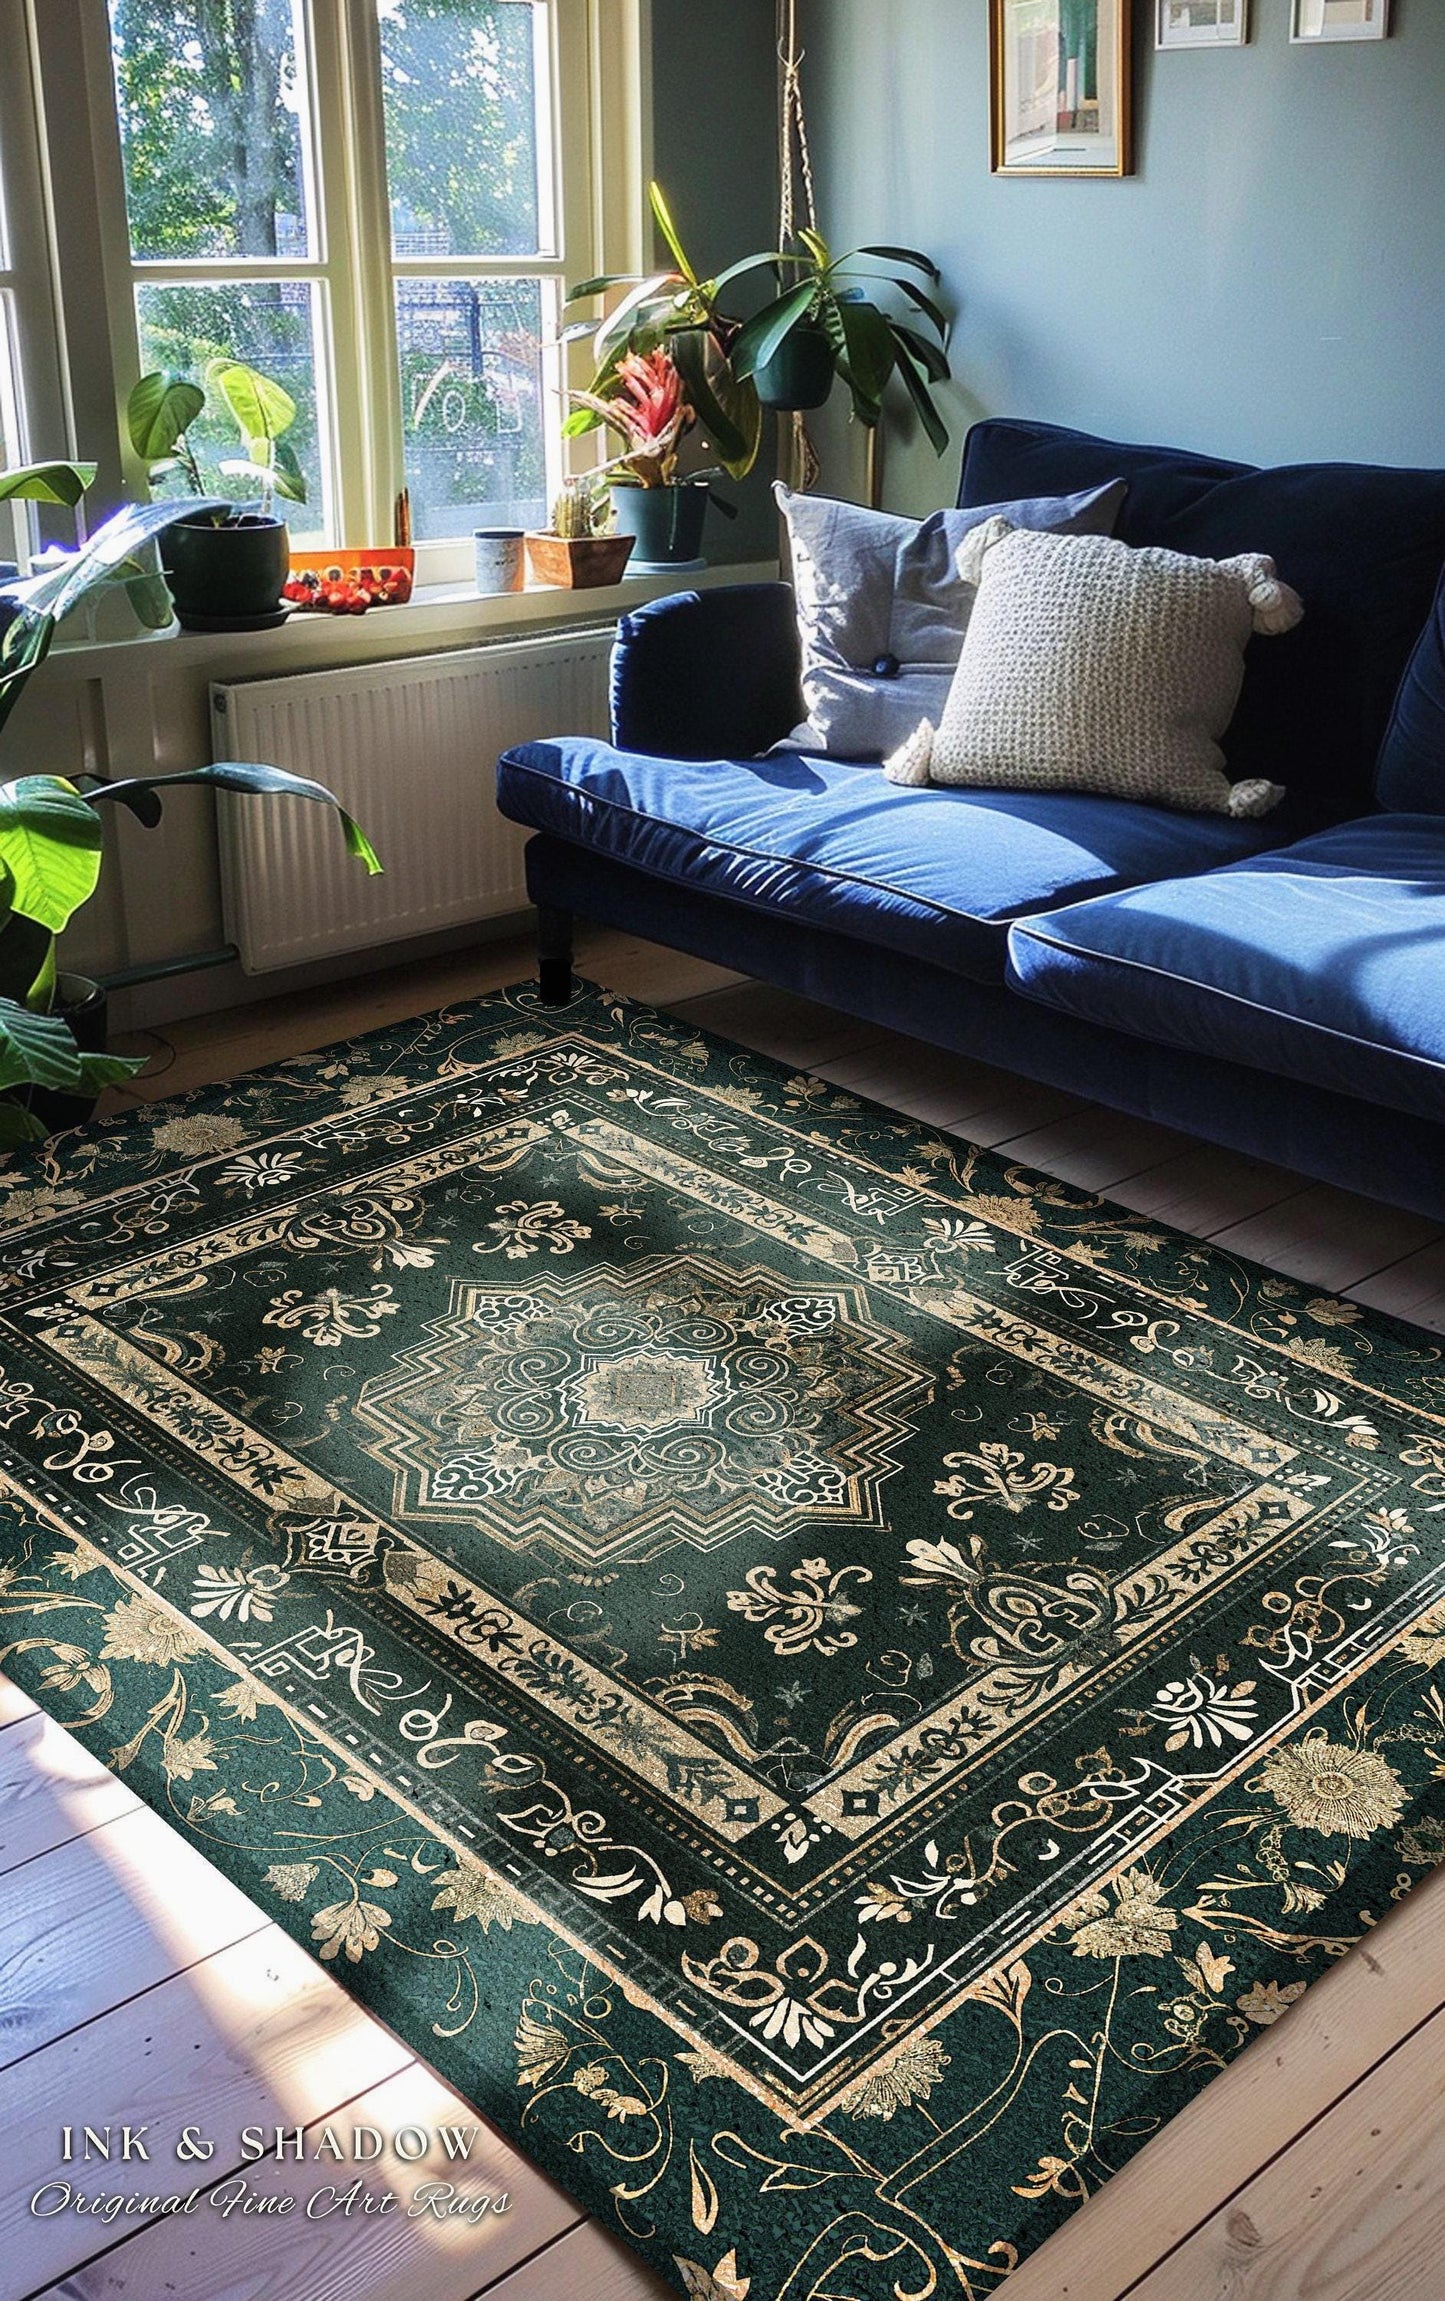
776,476,1127,760
885,519,1305,818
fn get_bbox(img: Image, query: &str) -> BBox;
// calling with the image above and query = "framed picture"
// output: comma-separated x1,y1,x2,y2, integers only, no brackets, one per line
1291,0,1389,37
990,0,1133,178
1157,0,1248,46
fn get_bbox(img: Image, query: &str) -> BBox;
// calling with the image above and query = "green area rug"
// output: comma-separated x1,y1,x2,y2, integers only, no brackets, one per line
3,980,1444,2298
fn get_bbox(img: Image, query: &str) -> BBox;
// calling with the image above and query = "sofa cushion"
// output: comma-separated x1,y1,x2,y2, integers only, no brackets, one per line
892,520,1302,818
1376,569,1445,815
959,418,1445,831
497,737,1279,986
775,477,1126,761
1006,814,1445,1123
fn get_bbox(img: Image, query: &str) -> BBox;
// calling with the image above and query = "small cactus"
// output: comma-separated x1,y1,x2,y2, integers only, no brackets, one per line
551,477,609,540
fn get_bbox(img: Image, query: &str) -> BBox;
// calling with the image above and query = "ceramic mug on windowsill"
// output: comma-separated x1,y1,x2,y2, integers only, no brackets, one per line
474,529,526,595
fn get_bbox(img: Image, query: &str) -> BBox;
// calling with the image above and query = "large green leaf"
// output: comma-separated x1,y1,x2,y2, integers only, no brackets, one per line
895,277,952,341
0,1102,47,1146
837,298,897,405
0,606,55,745
668,329,761,481
649,182,699,286
891,339,951,457
0,461,95,508
88,763,382,876
0,997,108,1094
728,284,822,382
854,244,942,280
208,361,297,446
127,372,205,462
13,497,227,625
0,776,104,933
889,319,951,384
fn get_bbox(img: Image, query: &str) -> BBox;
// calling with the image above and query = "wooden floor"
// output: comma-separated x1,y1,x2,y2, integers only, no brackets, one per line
6,924,1445,2301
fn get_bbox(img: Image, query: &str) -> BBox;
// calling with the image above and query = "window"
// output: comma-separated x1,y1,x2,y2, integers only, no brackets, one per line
0,0,69,567
94,0,621,572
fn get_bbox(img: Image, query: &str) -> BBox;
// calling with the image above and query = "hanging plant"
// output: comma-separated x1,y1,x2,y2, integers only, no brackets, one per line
724,231,952,449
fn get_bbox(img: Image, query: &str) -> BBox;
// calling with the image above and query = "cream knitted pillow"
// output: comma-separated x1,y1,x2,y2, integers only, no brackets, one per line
884,520,1305,818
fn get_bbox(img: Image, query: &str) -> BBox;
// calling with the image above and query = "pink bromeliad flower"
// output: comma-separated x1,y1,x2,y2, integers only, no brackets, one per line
570,347,696,487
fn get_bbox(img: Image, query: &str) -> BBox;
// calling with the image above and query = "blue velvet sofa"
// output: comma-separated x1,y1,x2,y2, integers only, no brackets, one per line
496,419,1445,1221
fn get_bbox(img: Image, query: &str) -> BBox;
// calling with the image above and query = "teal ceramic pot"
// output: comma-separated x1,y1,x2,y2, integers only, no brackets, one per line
752,323,835,412
162,514,290,631
611,484,710,566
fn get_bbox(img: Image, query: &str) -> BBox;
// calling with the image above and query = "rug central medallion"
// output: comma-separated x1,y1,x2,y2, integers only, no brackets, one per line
358,1256,929,1561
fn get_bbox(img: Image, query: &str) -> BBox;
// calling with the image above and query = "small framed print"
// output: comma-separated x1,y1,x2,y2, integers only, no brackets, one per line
1291,0,1389,38
1157,0,1248,46
990,0,1133,179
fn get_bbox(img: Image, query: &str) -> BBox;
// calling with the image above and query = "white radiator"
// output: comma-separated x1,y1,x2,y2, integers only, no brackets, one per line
212,630,612,972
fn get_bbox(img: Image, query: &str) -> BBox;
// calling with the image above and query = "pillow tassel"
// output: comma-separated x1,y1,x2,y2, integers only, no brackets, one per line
955,515,1013,588
885,722,936,786
1226,778,1287,819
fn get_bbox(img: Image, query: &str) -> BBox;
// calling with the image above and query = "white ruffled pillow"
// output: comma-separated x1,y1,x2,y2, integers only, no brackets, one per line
885,520,1305,819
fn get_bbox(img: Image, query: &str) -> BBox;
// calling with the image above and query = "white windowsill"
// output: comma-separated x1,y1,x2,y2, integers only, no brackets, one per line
44,559,784,681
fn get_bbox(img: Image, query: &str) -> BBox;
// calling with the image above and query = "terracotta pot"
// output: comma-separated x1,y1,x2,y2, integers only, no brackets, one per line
524,532,635,589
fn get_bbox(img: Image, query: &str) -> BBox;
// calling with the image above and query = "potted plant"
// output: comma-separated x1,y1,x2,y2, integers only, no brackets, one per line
127,361,308,632
0,475,380,1140
562,183,763,488
525,478,634,591
569,348,736,569
725,230,952,448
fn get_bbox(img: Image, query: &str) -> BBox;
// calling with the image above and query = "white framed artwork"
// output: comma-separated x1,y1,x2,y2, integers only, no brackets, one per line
1157,0,1248,47
1291,0,1389,39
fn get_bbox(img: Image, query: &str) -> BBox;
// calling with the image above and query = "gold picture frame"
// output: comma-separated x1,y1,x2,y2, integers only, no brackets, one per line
991,0,1134,179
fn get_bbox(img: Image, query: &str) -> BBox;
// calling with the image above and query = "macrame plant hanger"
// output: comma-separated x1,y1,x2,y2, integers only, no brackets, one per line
777,0,821,495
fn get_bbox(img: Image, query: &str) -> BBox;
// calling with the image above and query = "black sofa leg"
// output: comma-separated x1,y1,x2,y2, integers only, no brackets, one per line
536,905,575,1006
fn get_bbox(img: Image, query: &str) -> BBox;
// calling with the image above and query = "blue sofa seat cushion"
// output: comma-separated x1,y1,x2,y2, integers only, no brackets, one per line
497,738,1279,986
1006,814,1445,1123
960,419,1445,832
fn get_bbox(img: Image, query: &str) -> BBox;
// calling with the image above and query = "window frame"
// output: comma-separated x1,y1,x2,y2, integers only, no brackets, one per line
0,0,72,562
22,0,650,590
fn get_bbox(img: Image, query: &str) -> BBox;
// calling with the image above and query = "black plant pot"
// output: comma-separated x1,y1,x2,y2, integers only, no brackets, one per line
24,972,108,1133
753,323,836,412
162,514,290,633
611,484,710,567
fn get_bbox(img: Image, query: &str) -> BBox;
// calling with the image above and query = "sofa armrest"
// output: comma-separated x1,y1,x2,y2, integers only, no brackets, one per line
610,582,803,759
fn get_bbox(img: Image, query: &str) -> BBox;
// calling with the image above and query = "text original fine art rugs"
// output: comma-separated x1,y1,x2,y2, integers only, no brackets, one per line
1,984,1443,2297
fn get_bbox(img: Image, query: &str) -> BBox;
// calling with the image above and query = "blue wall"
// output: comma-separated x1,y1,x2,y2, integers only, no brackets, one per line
802,0,1445,513
652,0,779,561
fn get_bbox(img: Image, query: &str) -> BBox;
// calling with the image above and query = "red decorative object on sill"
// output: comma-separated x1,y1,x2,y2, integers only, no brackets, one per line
285,548,416,615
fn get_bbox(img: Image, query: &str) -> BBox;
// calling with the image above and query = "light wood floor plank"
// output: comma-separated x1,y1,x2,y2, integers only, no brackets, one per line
990,1104,1194,1194
0,1807,267,2074
3,1926,413,2295
37,2061,582,2301
477,2217,672,2301
1345,1232,1445,1333
0,1711,137,1877
1206,1182,1443,1294
1125,1994,1445,2301
1001,1861,1445,2301
1108,1144,1312,1239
